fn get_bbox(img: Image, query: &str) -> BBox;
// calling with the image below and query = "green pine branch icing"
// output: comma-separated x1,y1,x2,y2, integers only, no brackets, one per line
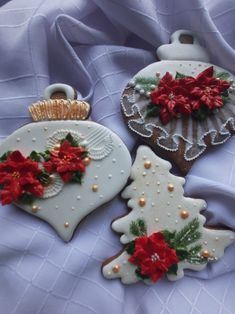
134,76,159,93
129,218,147,236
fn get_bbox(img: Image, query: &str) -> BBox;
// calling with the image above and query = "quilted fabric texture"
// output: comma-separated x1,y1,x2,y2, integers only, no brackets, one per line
0,0,235,313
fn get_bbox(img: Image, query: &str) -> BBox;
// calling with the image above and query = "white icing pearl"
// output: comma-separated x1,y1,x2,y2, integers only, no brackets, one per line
212,249,216,252
143,156,147,160
167,213,171,217
108,174,112,179
215,237,219,241
139,89,145,95
175,220,178,224
167,201,170,205
55,205,59,209
99,195,103,199
157,190,160,194
44,127,48,131
27,129,31,133
204,241,208,245
142,172,147,176
94,175,98,180
135,84,141,91
146,91,151,97
16,138,20,142
151,202,155,207
112,159,116,163
155,218,159,222
157,181,160,186
129,79,135,87
123,260,127,265
71,206,75,211
77,196,81,200
178,205,182,209
141,192,145,195
150,84,155,90
152,170,156,174
32,138,36,142
96,165,101,169
121,170,124,174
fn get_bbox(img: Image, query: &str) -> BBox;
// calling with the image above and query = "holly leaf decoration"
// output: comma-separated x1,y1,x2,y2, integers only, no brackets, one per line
0,151,11,162
62,133,79,147
29,151,41,162
19,193,35,204
215,71,230,80
134,76,159,93
175,72,187,79
167,264,178,275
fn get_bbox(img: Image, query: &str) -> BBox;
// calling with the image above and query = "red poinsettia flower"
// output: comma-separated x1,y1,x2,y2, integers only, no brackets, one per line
43,140,87,183
0,151,44,205
151,72,191,124
129,232,179,282
189,66,230,110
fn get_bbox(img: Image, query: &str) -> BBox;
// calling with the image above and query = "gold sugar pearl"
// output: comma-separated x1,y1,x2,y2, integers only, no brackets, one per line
138,197,146,207
201,250,210,258
180,210,189,219
167,183,174,192
83,157,91,166
144,161,152,169
31,205,38,213
112,265,120,273
64,222,69,228
92,184,98,192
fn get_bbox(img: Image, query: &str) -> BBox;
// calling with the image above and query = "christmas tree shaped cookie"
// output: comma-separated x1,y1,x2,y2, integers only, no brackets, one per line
102,146,235,284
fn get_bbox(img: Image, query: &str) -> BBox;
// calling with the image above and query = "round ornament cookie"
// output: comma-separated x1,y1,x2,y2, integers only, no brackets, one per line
102,145,235,284
121,30,235,174
0,84,132,242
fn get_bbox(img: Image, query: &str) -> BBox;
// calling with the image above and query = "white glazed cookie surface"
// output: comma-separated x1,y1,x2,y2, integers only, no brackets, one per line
102,146,235,284
0,121,132,241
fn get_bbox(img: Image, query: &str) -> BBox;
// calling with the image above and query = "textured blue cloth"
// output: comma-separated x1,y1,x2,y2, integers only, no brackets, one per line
0,0,234,313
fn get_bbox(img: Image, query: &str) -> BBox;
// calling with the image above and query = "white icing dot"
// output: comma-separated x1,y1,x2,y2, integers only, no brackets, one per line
90,202,94,206
230,235,235,240
87,125,91,129
140,209,144,213
155,218,159,222
141,192,145,195
143,155,147,160
204,241,208,245
44,127,48,131
151,202,155,207
16,138,20,142
108,174,112,179
94,175,98,180
96,165,101,169
121,170,124,174
170,194,173,198
175,220,178,224
77,196,81,200
155,164,159,167
215,237,219,241
32,138,36,142
142,172,147,177
178,205,182,209
27,129,31,133
212,249,216,252
55,205,59,209
152,169,156,174
112,158,116,163
146,182,150,186
71,206,75,211
123,260,127,265
167,201,170,205
118,144,122,148
99,195,103,199
107,271,111,276
157,189,160,194
167,213,171,217
157,181,160,186
126,272,129,276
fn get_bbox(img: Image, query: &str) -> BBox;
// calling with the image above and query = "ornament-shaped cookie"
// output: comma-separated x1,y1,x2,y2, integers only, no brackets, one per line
102,146,235,284
121,30,235,174
0,84,132,241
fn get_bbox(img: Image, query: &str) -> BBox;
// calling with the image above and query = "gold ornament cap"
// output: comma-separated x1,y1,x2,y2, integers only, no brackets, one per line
29,84,91,121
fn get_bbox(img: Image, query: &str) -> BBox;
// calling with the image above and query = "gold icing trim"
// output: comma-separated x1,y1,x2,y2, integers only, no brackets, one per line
29,99,90,121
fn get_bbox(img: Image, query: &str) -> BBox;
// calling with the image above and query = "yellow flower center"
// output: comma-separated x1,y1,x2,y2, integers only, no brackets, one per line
12,171,20,179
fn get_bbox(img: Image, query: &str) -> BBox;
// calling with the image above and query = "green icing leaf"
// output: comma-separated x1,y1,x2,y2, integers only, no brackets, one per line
19,193,34,204
126,241,135,255
175,72,187,79
129,219,147,236
176,247,189,261
135,267,150,280
162,230,177,247
71,171,83,184
40,150,51,162
0,151,11,162
167,263,178,276
192,105,211,121
145,104,160,118
61,133,79,147
37,171,51,186
215,71,230,80
28,151,41,162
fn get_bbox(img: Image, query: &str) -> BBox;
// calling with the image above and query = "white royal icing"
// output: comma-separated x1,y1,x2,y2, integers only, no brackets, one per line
102,146,235,284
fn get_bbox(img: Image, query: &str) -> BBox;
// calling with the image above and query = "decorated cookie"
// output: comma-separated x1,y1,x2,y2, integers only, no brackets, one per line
102,145,235,284
121,30,235,174
0,84,132,242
